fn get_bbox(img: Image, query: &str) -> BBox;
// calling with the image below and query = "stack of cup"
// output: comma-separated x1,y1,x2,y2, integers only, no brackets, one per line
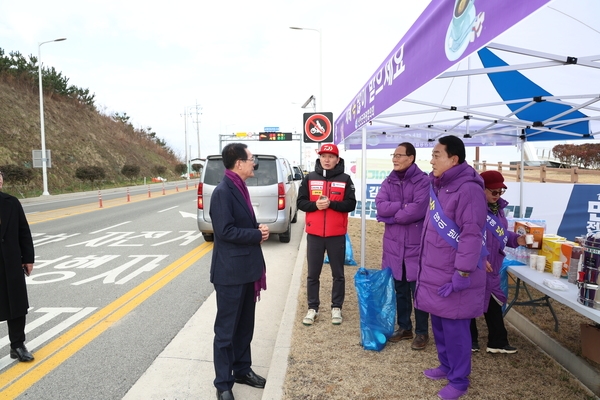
552,261,562,278
568,247,583,284
536,255,547,272
529,254,538,270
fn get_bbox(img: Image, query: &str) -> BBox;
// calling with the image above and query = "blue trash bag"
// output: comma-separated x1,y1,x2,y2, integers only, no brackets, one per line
354,267,396,351
501,258,526,312
324,233,357,266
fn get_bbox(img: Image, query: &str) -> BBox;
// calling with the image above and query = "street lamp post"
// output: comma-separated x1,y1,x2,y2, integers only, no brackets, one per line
289,27,322,111
38,37,66,196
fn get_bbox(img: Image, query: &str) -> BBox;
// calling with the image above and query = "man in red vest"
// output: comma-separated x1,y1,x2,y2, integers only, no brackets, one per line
297,144,356,326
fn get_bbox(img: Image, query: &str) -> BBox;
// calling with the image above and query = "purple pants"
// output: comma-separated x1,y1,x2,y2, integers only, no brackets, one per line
431,315,471,391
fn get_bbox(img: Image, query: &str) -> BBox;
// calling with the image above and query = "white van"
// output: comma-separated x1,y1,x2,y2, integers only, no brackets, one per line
197,154,301,243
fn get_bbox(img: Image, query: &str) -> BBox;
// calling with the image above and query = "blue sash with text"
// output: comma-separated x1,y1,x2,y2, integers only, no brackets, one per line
486,211,508,251
429,186,487,269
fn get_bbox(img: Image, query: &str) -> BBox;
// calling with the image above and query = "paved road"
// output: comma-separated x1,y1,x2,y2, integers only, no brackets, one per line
0,185,306,399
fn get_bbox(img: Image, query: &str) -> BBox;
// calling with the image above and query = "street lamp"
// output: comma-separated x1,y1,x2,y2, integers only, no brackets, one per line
38,37,66,195
289,27,322,111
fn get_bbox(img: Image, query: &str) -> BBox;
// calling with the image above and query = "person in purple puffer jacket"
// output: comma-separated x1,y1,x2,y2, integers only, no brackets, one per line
375,142,430,350
470,170,526,355
414,135,487,400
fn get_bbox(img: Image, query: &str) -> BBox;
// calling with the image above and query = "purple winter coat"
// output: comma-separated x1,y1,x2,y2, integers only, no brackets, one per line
414,162,488,320
375,163,429,281
484,197,520,311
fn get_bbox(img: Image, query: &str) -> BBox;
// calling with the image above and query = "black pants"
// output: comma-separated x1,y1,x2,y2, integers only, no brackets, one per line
394,262,429,335
7,315,26,349
213,282,256,391
470,295,509,348
306,234,345,311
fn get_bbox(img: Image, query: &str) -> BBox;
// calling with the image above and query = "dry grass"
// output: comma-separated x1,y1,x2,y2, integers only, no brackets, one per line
283,219,597,400
0,79,181,196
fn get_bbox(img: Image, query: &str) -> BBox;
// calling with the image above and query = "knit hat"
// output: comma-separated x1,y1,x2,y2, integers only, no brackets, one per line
480,170,507,189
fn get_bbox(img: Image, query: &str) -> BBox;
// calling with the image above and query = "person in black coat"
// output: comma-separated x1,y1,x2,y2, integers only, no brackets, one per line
210,143,269,400
0,172,35,362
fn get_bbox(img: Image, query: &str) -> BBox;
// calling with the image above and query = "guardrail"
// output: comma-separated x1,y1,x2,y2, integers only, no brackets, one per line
473,161,600,184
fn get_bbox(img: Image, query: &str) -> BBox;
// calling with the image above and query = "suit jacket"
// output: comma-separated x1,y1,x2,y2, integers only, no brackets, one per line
0,191,35,321
209,175,266,285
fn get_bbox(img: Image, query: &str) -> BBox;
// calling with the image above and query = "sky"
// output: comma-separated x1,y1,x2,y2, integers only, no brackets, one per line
0,0,428,166
1,0,598,170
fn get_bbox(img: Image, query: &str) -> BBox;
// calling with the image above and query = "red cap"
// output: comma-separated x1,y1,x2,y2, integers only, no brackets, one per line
480,170,507,189
318,143,339,156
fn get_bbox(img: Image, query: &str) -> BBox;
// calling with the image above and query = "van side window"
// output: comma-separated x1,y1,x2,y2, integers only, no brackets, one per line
204,159,225,185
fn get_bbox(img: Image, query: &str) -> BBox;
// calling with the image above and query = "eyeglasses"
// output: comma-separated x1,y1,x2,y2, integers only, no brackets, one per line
486,188,506,196
241,157,255,163
391,153,409,159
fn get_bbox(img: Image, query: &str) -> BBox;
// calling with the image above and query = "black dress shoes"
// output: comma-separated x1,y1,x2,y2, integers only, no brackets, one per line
234,370,266,389
216,389,234,400
10,345,34,362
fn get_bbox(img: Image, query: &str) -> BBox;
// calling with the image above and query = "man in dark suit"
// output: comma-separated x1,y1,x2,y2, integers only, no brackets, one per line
0,171,35,362
210,143,269,400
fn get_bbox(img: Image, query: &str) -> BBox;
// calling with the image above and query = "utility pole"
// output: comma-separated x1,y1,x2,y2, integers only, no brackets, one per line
191,101,203,159
181,108,189,178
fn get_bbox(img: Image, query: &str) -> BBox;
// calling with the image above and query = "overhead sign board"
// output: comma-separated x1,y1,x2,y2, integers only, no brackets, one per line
264,126,279,132
258,132,292,141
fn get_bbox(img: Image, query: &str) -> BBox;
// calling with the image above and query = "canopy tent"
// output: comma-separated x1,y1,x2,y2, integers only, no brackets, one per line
335,0,600,150
332,0,600,267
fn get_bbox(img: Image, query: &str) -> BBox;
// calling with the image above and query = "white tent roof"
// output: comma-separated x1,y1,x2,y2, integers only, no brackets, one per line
336,0,600,150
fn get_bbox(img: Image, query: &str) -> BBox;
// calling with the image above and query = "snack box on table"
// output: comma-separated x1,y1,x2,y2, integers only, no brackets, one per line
514,221,545,250
539,235,581,276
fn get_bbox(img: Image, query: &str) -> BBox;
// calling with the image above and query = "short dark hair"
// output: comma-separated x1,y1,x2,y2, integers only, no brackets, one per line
438,135,465,164
222,143,248,169
398,142,416,164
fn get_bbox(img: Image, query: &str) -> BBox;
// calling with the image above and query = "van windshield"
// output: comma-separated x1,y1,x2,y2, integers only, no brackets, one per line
203,157,278,187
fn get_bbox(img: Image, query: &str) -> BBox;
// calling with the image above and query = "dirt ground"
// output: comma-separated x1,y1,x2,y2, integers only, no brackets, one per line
282,218,598,400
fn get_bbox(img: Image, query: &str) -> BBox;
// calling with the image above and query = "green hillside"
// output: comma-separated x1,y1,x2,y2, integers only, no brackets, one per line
0,74,181,197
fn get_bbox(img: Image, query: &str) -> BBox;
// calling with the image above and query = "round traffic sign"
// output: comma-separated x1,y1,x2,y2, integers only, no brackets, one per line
304,113,332,142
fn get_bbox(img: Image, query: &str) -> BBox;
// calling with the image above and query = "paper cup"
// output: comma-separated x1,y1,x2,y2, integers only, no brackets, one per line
525,234,534,245
529,254,538,270
552,261,562,278
536,255,546,272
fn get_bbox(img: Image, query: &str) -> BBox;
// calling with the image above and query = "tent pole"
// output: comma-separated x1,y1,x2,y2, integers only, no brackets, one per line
520,133,525,218
360,126,367,268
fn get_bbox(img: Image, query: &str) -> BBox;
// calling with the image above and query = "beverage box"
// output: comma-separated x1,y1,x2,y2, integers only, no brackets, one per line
538,235,565,272
514,221,545,249
539,236,578,275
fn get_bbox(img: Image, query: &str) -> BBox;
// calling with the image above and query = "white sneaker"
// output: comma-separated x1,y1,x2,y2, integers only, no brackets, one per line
331,308,342,325
303,309,318,326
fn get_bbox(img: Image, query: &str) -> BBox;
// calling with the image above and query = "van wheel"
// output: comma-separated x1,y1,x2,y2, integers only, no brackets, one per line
279,222,291,243
291,210,298,223
202,233,214,242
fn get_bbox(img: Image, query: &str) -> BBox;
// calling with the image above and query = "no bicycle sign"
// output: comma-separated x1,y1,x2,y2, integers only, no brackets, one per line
303,112,333,143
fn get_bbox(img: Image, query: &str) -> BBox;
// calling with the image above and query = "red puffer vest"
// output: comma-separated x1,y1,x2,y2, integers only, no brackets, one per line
304,175,350,237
